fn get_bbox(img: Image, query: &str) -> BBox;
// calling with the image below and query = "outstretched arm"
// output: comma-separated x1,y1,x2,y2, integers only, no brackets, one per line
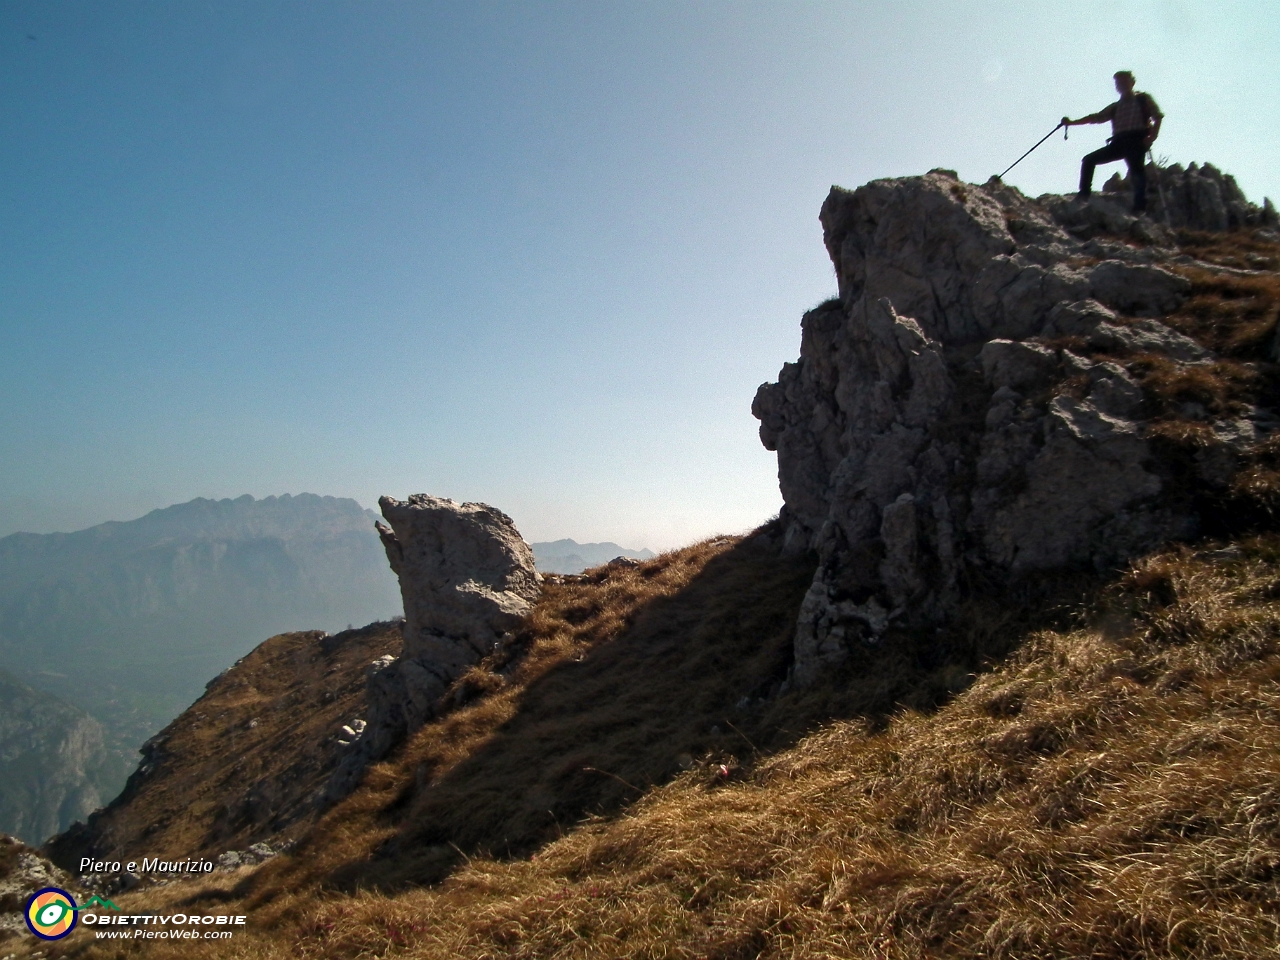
1063,108,1110,127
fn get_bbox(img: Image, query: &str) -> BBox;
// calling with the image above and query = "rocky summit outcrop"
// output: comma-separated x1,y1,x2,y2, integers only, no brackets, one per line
329,495,540,797
754,168,1278,684
1103,160,1278,233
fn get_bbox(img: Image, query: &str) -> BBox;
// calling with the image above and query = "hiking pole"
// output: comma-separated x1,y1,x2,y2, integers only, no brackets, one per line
1149,149,1171,226
997,121,1067,180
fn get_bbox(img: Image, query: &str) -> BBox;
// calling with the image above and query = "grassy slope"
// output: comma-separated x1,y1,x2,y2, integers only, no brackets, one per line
47,622,402,865
45,227,1280,959
48,535,1280,960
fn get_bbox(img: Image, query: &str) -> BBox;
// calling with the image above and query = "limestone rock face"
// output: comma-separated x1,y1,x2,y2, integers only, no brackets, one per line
376,495,540,675
756,169,1272,685
1088,260,1190,317
818,171,1089,342
329,495,539,798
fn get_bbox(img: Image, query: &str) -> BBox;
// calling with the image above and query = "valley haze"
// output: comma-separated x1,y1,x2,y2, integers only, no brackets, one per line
0,493,652,843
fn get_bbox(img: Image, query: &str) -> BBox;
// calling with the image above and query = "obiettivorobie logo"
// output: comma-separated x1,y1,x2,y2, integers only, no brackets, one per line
24,890,120,940
25,887,80,940
25,886,243,941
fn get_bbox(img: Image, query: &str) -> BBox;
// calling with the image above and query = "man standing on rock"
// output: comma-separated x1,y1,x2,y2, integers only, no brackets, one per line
1063,71,1163,213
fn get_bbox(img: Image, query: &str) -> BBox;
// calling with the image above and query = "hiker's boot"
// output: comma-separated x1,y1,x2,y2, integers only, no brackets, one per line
1075,191,1091,203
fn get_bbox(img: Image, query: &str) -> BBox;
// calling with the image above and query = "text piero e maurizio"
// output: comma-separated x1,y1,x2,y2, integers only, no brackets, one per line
80,856,215,875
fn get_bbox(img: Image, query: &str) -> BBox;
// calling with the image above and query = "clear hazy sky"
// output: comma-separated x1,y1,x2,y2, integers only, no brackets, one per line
2,1,1277,550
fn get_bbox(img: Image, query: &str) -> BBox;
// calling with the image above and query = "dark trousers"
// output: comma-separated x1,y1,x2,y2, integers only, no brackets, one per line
1079,131,1148,211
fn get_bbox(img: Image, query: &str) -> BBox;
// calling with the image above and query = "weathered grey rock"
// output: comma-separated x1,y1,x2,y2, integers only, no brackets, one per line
819,171,1092,342
1039,192,1175,247
979,395,1160,570
1095,319,1207,362
0,839,75,934
0,670,108,845
1149,162,1273,231
1043,298,1120,337
1043,299,1207,361
246,841,275,861
328,495,540,799
1056,160,1274,233
1083,362,1145,419
376,495,540,676
1089,260,1190,316
878,494,922,608
755,171,1266,684
980,340,1057,391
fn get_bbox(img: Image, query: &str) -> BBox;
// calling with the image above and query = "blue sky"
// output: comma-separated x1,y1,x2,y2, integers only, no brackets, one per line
2,1,1277,550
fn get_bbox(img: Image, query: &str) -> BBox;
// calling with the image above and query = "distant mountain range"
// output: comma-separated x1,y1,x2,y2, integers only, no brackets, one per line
530,539,655,574
0,494,403,840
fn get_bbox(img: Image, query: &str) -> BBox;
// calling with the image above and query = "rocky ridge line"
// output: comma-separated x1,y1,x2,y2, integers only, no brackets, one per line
753,166,1278,684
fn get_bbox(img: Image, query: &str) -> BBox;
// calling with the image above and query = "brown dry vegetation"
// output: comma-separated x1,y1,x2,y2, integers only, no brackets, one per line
46,535,1280,960
47,622,403,866
0,835,31,917
1048,233,1280,426
1092,230,1280,537
264,535,819,891
1176,228,1280,273
1159,230,1280,370
242,528,1063,900
1128,233,1280,387
1164,268,1280,361
1129,355,1257,417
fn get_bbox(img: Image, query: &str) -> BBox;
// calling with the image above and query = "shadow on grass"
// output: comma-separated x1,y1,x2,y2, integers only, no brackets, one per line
319,530,1102,892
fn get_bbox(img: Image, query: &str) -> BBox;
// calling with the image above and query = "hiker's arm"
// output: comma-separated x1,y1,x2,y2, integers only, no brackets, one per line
1146,114,1163,145
1144,96,1165,146
1063,108,1110,127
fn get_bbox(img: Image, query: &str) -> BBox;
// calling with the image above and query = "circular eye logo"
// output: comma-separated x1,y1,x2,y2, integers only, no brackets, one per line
25,887,78,940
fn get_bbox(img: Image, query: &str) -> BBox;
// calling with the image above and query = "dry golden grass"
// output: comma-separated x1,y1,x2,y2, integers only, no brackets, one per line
1160,230,1280,362
36,233,1280,960
0,834,32,917
46,622,403,868
1164,269,1280,361
1070,229,1280,429
1176,228,1280,273
1128,355,1257,417
259,534,818,893
44,532,1280,960
1089,231,1280,542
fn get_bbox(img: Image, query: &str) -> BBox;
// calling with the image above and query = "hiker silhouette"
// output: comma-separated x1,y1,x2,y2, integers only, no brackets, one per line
1063,71,1163,213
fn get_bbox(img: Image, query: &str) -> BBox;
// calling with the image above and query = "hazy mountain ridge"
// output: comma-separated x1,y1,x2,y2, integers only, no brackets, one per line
0,494,402,843
0,493,385,597
530,538,655,574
